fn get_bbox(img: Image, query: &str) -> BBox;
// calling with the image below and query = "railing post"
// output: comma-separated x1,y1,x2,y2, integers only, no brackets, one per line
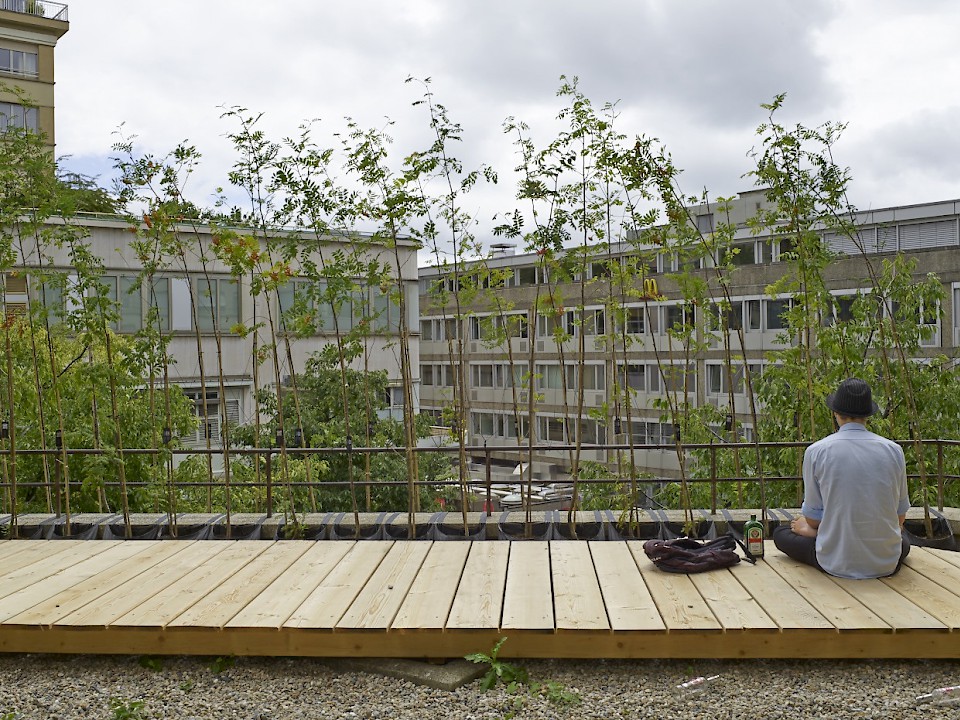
709,442,717,515
937,440,945,511
265,449,273,519
485,442,492,518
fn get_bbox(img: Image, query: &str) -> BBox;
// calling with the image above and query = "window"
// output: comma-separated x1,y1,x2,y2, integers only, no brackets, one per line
517,266,538,286
765,299,790,331
0,102,37,132
696,214,714,234
746,299,761,331
103,275,142,333
420,320,433,341
662,364,695,393
0,48,38,77
370,287,401,332
195,277,240,332
724,241,758,267
471,364,494,388
385,387,405,410
775,236,795,261
620,363,660,393
421,365,434,386
582,308,605,335
663,304,693,333
564,364,605,391
536,364,564,391
444,318,459,340
625,307,645,334
707,363,763,395
470,315,495,341
1,272,27,318
540,416,567,443
502,313,528,339
182,390,240,447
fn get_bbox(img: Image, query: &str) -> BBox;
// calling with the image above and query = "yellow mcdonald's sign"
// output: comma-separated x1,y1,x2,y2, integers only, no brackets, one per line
642,277,661,299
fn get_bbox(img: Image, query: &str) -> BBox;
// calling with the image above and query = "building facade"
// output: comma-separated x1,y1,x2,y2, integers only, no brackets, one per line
418,191,960,478
0,0,68,147
3,216,420,455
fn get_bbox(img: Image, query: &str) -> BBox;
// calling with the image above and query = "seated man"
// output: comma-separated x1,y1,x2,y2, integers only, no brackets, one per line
773,377,911,579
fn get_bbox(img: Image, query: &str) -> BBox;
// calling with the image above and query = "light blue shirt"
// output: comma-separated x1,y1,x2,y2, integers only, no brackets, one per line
801,423,910,579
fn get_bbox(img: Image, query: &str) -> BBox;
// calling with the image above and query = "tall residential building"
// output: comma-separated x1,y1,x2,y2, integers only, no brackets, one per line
0,0,68,146
418,191,960,479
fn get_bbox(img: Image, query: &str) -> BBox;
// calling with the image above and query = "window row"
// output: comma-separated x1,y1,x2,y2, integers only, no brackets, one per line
0,48,38,77
0,101,38,133
278,279,403,334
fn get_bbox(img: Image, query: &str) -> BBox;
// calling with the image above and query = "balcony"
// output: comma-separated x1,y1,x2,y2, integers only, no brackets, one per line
0,0,68,21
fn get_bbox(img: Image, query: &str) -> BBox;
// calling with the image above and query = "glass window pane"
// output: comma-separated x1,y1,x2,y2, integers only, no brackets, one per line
119,276,142,333
194,278,215,331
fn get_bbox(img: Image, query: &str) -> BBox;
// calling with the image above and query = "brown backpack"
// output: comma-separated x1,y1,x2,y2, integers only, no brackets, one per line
643,534,755,573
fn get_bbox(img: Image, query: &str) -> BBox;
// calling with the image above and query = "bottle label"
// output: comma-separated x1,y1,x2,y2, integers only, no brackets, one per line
746,527,764,556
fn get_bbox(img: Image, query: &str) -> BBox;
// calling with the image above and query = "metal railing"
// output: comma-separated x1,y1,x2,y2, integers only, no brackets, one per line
1,439,957,521
0,0,67,21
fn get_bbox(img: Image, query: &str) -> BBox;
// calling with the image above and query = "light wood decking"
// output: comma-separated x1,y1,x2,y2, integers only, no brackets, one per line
0,539,958,659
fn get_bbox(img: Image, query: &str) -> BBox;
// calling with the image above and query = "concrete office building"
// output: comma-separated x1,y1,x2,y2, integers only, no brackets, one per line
418,190,960,479
4,217,421,453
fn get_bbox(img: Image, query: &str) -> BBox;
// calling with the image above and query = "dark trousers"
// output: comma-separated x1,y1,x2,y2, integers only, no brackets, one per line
772,525,911,577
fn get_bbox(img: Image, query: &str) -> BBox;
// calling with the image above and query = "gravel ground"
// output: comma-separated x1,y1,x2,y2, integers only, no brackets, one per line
0,655,958,719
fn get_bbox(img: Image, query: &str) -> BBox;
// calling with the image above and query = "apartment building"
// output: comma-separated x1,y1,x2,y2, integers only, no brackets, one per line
418,190,960,478
3,216,420,453
0,0,68,147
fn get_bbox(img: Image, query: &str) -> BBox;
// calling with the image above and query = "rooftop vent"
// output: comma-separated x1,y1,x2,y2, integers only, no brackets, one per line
490,242,516,257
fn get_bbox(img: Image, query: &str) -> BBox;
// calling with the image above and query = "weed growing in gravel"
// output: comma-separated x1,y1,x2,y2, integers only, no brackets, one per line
2,710,20,720
465,638,581,706
531,680,581,706
208,656,235,674
137,656,164,672
466,637,529,691
179,679,195,693
108,696,148,720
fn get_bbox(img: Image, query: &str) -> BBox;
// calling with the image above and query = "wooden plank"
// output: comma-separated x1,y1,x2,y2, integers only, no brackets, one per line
628,541,721,631
167,542,312,629
0,541,122,601
501,542,553,631
392,542,470,630
927,547,960,571
903,547,960,596
881,564,960,629
338,541,432,630
3,541,188,626
0,541,153,623
764,554,889,630
0,540,83,579
2,623,959,659
589,541,664,631
285,541,392,629
729,559,833,630
56,541,231,627
227,542,354,629
551,541,608,631
689,564,778,630
827,576,945,630
446,542,509,630
112,541,271,628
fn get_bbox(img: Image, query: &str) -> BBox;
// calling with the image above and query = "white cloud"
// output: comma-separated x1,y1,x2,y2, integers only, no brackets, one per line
53,0,960,243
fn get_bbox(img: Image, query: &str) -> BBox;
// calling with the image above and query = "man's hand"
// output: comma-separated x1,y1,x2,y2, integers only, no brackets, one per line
791,517,819,538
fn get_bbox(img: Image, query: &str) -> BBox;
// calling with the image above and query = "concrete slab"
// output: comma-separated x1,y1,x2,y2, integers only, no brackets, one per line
333,657,487,691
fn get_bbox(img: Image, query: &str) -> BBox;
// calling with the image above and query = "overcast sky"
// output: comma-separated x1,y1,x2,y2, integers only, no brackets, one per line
55,0,960,256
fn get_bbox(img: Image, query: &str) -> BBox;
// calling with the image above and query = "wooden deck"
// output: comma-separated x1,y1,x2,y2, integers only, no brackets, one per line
0,539,958,659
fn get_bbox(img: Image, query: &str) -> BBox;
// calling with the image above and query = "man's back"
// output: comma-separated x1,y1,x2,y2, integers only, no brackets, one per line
802,423,909,578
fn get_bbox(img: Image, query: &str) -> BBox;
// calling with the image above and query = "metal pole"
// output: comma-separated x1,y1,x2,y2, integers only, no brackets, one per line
265,450,273,518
